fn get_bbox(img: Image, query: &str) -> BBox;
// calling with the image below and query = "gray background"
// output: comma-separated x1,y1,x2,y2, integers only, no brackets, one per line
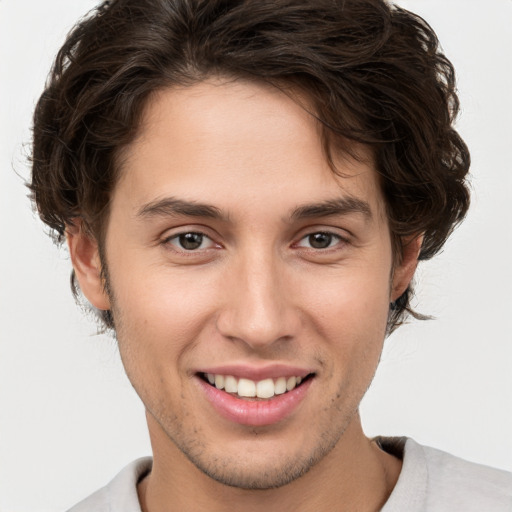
1,0,511,510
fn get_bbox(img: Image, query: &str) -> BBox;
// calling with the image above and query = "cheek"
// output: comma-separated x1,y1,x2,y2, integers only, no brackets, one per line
110,265,222,357
109,272,215,412
298,260,391,385
304,263,391,334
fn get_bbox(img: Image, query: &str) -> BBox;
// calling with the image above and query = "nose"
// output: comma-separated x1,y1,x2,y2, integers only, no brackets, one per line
216,250,300,351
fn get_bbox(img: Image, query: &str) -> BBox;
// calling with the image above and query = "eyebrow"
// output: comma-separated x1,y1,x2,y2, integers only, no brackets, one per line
137,197,226,220
136,196,372,223
291,197,372,221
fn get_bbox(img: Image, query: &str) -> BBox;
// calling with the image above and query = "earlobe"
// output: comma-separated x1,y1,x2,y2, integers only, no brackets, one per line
66,223,111,311
391,234,423,302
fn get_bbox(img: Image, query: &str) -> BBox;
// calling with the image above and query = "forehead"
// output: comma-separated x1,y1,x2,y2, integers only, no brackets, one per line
114,78,385,221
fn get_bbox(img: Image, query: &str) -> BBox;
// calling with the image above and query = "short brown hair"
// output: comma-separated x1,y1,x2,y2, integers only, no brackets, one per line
30,0,470,332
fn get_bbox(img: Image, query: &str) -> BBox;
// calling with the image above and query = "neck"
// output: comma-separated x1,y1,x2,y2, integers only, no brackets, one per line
138,413,402,512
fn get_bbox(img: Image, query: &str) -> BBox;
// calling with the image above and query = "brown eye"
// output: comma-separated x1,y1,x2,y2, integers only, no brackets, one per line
179,233,204,250
166,232,215,251
307,232,336,249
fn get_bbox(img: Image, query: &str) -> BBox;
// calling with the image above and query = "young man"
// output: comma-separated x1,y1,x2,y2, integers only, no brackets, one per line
28,0,511,510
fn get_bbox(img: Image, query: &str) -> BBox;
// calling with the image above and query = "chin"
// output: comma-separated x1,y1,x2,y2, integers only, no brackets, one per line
174,423,345,490
193,455,317,490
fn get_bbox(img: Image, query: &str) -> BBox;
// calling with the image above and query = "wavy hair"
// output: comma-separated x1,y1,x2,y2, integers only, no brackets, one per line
30,0,470,332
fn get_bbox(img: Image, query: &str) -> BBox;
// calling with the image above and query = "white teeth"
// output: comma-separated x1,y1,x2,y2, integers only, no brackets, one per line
238,378,256,397
274,377,287,395
214,374,225,389
286,376,297,391
256,378,275,399
224,375,238,393
206,373,306,398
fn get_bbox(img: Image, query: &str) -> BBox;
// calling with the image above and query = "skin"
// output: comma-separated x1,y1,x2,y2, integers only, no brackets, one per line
68,78,420,511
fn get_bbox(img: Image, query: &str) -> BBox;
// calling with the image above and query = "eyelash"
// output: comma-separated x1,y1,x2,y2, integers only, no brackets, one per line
294,231,345,251
163,232,218,252
162,230,347,253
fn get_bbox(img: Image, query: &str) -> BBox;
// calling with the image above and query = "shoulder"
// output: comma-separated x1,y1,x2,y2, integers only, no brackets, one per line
416,440,512,509
380,437,512,512
66,457,152,512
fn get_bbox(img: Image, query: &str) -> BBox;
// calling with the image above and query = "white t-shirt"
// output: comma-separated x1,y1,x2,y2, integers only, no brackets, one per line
67,438,512,511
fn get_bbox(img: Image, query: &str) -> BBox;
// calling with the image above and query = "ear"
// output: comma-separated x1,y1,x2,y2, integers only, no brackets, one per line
390,234,423,302
66,223,111,311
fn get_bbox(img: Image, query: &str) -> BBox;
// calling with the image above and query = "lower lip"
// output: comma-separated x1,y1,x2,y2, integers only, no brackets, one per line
197,377,313,427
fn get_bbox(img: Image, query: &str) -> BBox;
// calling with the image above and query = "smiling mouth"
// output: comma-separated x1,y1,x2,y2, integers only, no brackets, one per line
199,372,315,400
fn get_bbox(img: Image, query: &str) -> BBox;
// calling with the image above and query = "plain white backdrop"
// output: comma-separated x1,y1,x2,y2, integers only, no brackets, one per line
1,1,511,510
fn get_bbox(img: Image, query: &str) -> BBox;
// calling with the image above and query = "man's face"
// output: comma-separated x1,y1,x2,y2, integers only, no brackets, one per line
76,79,415,489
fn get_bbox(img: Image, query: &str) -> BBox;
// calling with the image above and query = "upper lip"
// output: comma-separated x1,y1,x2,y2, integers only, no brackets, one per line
194,363,315,381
